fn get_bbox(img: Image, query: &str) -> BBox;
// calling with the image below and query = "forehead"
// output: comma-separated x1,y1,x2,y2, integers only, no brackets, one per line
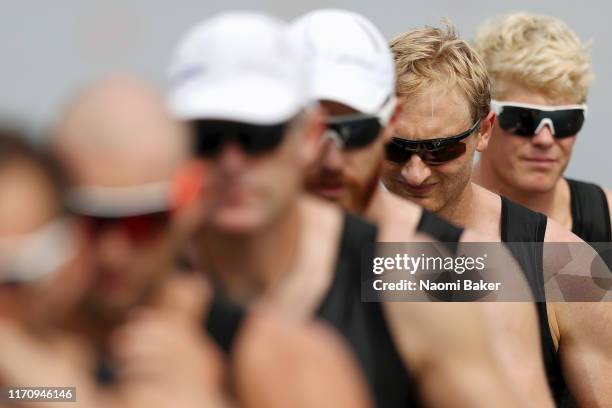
396,86,473,141
498,83,581,106
57,126,185,188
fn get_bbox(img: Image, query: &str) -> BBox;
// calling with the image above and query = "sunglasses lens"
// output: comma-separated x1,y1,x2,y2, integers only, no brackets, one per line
385,142,411,164
121,213,169,241
423,143,467,164
193,123,224,156
82,212,169,242
238,124,286,154
328,117,381,149
548,109,585,138
193,120,286,157
497,106,540,137
386,138,468,165
498,106,585,138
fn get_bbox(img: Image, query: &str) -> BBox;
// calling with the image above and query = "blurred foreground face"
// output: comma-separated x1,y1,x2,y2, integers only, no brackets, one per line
381,86,481,213
191,118,310,234
0,157,88,327
305,101,385,213
54,78,188,321
486,84,578,193
168,13,319,234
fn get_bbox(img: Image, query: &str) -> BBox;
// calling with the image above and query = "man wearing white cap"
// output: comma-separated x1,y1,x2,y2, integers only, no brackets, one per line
170,11,524,407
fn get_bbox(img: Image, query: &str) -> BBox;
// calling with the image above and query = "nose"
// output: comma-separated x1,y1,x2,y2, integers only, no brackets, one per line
217,141,248,175
95,227,133,271
532,124,555,148
320,139,345,172
401,154,432,186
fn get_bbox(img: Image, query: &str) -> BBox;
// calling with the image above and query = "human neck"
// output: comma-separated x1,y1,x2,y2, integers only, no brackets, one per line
199,202,301,302
436,181,476,228
473,159,568,224
364,184,385,222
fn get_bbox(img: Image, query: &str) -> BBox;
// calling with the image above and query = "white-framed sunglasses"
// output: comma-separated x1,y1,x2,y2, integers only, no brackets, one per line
490,100,587,138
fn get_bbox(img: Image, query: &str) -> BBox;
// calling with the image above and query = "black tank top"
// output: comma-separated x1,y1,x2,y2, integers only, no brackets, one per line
416,210,463,253
500,197,576,408
566,178,611,242
206,213,419,408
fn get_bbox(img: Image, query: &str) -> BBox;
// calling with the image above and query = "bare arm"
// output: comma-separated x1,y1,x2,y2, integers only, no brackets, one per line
554,302,612,406
480,303,554,407
459,229,554,407
233,308,373,408
544,219,612,405
383,302,522,407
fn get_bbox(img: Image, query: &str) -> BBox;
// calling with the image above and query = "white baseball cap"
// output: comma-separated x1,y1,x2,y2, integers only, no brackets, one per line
290,9,395,115
168,11,307,125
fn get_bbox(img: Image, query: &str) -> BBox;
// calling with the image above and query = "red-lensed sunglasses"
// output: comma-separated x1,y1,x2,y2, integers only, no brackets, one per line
67,183,173,243
80,211,171,243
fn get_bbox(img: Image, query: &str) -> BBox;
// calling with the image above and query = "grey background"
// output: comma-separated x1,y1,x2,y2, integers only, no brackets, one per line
1,0,609,186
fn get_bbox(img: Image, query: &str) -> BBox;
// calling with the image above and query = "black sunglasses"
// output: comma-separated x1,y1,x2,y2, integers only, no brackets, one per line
192,120,290,157
491,100,587,138
324,115,382,150
386,119,481,165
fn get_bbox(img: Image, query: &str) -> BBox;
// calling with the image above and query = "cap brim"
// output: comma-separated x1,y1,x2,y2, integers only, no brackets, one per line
169,75,302,125
309,62,391,115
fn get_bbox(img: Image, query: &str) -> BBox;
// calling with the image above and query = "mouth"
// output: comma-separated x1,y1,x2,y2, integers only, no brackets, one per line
313,181,346,200
521,157,558,168
399,181,437,197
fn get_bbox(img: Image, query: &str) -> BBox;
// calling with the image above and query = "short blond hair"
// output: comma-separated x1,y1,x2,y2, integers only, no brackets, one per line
473,12,593,102
390,21,490,122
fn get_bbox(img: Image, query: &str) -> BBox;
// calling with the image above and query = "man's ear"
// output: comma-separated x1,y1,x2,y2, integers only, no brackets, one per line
476,110,496,152
381,97,404,143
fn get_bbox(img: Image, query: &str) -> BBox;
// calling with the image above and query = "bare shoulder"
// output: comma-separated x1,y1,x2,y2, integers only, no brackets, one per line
544,217,582,243
460,228,498,243
381,302,488,370
552,302,612,406
465,184,502,239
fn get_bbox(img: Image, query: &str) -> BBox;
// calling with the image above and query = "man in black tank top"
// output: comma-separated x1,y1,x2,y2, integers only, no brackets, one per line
384,22,612,407
471,14,612,244
168,11,524,408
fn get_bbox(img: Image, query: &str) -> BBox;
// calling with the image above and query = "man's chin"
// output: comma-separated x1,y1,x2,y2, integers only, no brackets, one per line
516,171,562,193
406,195,442,213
